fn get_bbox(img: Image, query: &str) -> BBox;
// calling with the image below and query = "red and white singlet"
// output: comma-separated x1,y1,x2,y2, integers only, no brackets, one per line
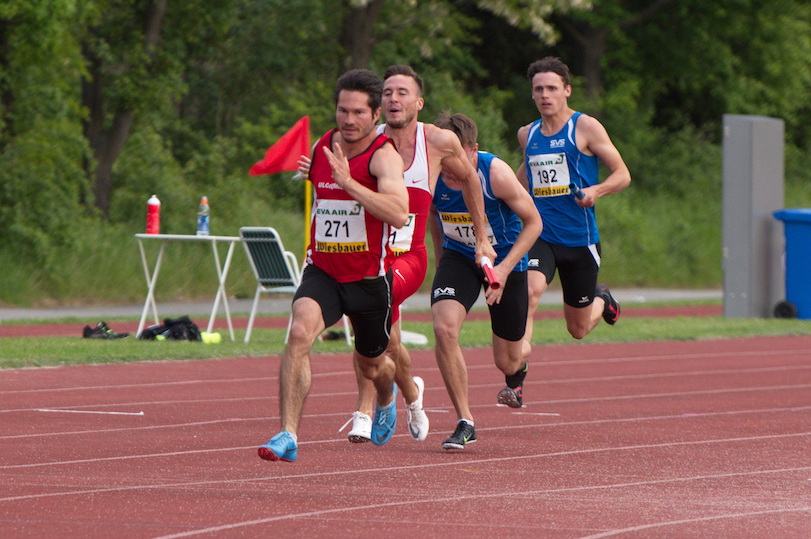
378,122,431,261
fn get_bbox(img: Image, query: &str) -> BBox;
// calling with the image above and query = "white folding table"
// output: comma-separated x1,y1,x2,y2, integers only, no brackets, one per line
135,234,241,340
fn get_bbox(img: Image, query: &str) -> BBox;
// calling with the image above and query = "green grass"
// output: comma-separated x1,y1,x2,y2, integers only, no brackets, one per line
3,302,810,369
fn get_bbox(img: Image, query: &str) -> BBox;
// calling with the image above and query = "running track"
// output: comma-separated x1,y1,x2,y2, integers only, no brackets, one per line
1,331,809,537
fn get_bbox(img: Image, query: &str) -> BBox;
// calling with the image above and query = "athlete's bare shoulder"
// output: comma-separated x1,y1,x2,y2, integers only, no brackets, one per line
574,112,612,153
517,121,534,148
575,112,608,136
423,123,454,147
424,123,466,159
371,138,403,169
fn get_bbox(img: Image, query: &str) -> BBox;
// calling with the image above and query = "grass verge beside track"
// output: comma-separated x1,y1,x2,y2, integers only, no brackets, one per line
2,300,810,369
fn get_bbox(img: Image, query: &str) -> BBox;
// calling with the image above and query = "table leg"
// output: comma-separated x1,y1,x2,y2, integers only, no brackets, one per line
137,239,165,338
208,239,237,341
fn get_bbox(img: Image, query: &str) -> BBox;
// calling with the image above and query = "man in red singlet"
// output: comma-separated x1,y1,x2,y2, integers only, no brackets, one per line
258,69,408,462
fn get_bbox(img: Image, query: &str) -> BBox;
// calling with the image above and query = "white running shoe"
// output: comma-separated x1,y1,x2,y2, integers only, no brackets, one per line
339,411,372,443
406,376,429,441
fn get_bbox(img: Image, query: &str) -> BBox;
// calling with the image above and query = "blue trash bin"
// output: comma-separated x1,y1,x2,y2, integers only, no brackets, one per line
773,208,811,319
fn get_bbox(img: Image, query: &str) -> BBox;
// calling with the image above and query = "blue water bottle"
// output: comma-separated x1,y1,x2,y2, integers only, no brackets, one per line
196,196,210,236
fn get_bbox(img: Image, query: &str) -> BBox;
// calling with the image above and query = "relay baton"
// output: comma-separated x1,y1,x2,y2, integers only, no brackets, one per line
569,183,585,200
480,256,501,289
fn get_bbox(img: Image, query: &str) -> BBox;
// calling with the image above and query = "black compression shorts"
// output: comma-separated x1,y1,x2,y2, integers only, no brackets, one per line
431,248,528,342
527,238,601,308
295,264,392,357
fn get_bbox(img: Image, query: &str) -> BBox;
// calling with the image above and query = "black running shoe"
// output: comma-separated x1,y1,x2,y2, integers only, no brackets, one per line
442,421,476,450
497,385,523,408
498,361,527,407
595,283,621,325
83,321,129,339
505,361,528,387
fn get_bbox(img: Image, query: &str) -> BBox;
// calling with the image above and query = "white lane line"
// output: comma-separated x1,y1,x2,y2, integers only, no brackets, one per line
159,506,811,538
538,364,811,385
579,508,811,539
3,372,809,416
538,347,810,366
0,445,257,470
148,463,811,538
0,369,343,396
0,376,276,395
0,418,260,441
1,396,272,415
1,431,808,501
36,409,144,416
3,400,810,446
534,382,811,405
2,347,808,396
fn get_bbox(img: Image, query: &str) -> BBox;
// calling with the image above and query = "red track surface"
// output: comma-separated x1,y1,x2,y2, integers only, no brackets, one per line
1,325,809,537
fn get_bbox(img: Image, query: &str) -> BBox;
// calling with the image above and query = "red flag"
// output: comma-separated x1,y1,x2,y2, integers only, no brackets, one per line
249,116,310,175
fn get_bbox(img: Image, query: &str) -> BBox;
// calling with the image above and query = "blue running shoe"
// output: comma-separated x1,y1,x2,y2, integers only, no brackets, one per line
371,384,397,446
258,431,297,462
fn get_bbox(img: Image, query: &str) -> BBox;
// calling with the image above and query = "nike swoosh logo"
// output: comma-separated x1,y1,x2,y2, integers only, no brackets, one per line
409,423,419,438
375,430,392,444
464,434,473,442
394,269,406,283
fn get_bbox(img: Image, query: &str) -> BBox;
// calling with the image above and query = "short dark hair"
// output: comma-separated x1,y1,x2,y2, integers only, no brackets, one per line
527,57,570,87
434,111,477,147
335,69,383,110
383,64,424,95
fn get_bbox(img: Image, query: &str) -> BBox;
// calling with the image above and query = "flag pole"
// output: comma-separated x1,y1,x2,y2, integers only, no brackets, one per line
304,181,311,259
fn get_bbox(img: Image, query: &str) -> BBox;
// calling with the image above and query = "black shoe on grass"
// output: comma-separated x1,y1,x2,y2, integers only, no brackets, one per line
83,321,129,339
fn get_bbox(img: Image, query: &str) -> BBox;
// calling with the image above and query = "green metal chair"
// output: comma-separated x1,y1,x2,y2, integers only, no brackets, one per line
239,227,351,344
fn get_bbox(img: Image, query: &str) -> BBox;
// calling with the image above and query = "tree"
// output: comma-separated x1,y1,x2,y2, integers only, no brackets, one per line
0,1,94,265
603,0,811,143
82,0,169,217
545,0,675,107
340,0,385,70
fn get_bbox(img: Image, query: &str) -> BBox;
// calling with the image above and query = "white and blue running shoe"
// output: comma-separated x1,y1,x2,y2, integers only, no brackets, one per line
258,431,298,462
371,384,397,445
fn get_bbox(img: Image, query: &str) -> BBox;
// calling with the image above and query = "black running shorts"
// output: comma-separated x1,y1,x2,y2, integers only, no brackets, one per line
431,248,528,342
527,238,601,308
295,264,392,358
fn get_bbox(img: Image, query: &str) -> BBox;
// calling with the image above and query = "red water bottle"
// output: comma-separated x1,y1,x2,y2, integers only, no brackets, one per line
146,194,161,234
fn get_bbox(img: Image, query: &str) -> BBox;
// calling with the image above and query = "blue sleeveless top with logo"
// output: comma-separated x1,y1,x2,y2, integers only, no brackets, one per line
524,112,599,247
433,151,527,271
